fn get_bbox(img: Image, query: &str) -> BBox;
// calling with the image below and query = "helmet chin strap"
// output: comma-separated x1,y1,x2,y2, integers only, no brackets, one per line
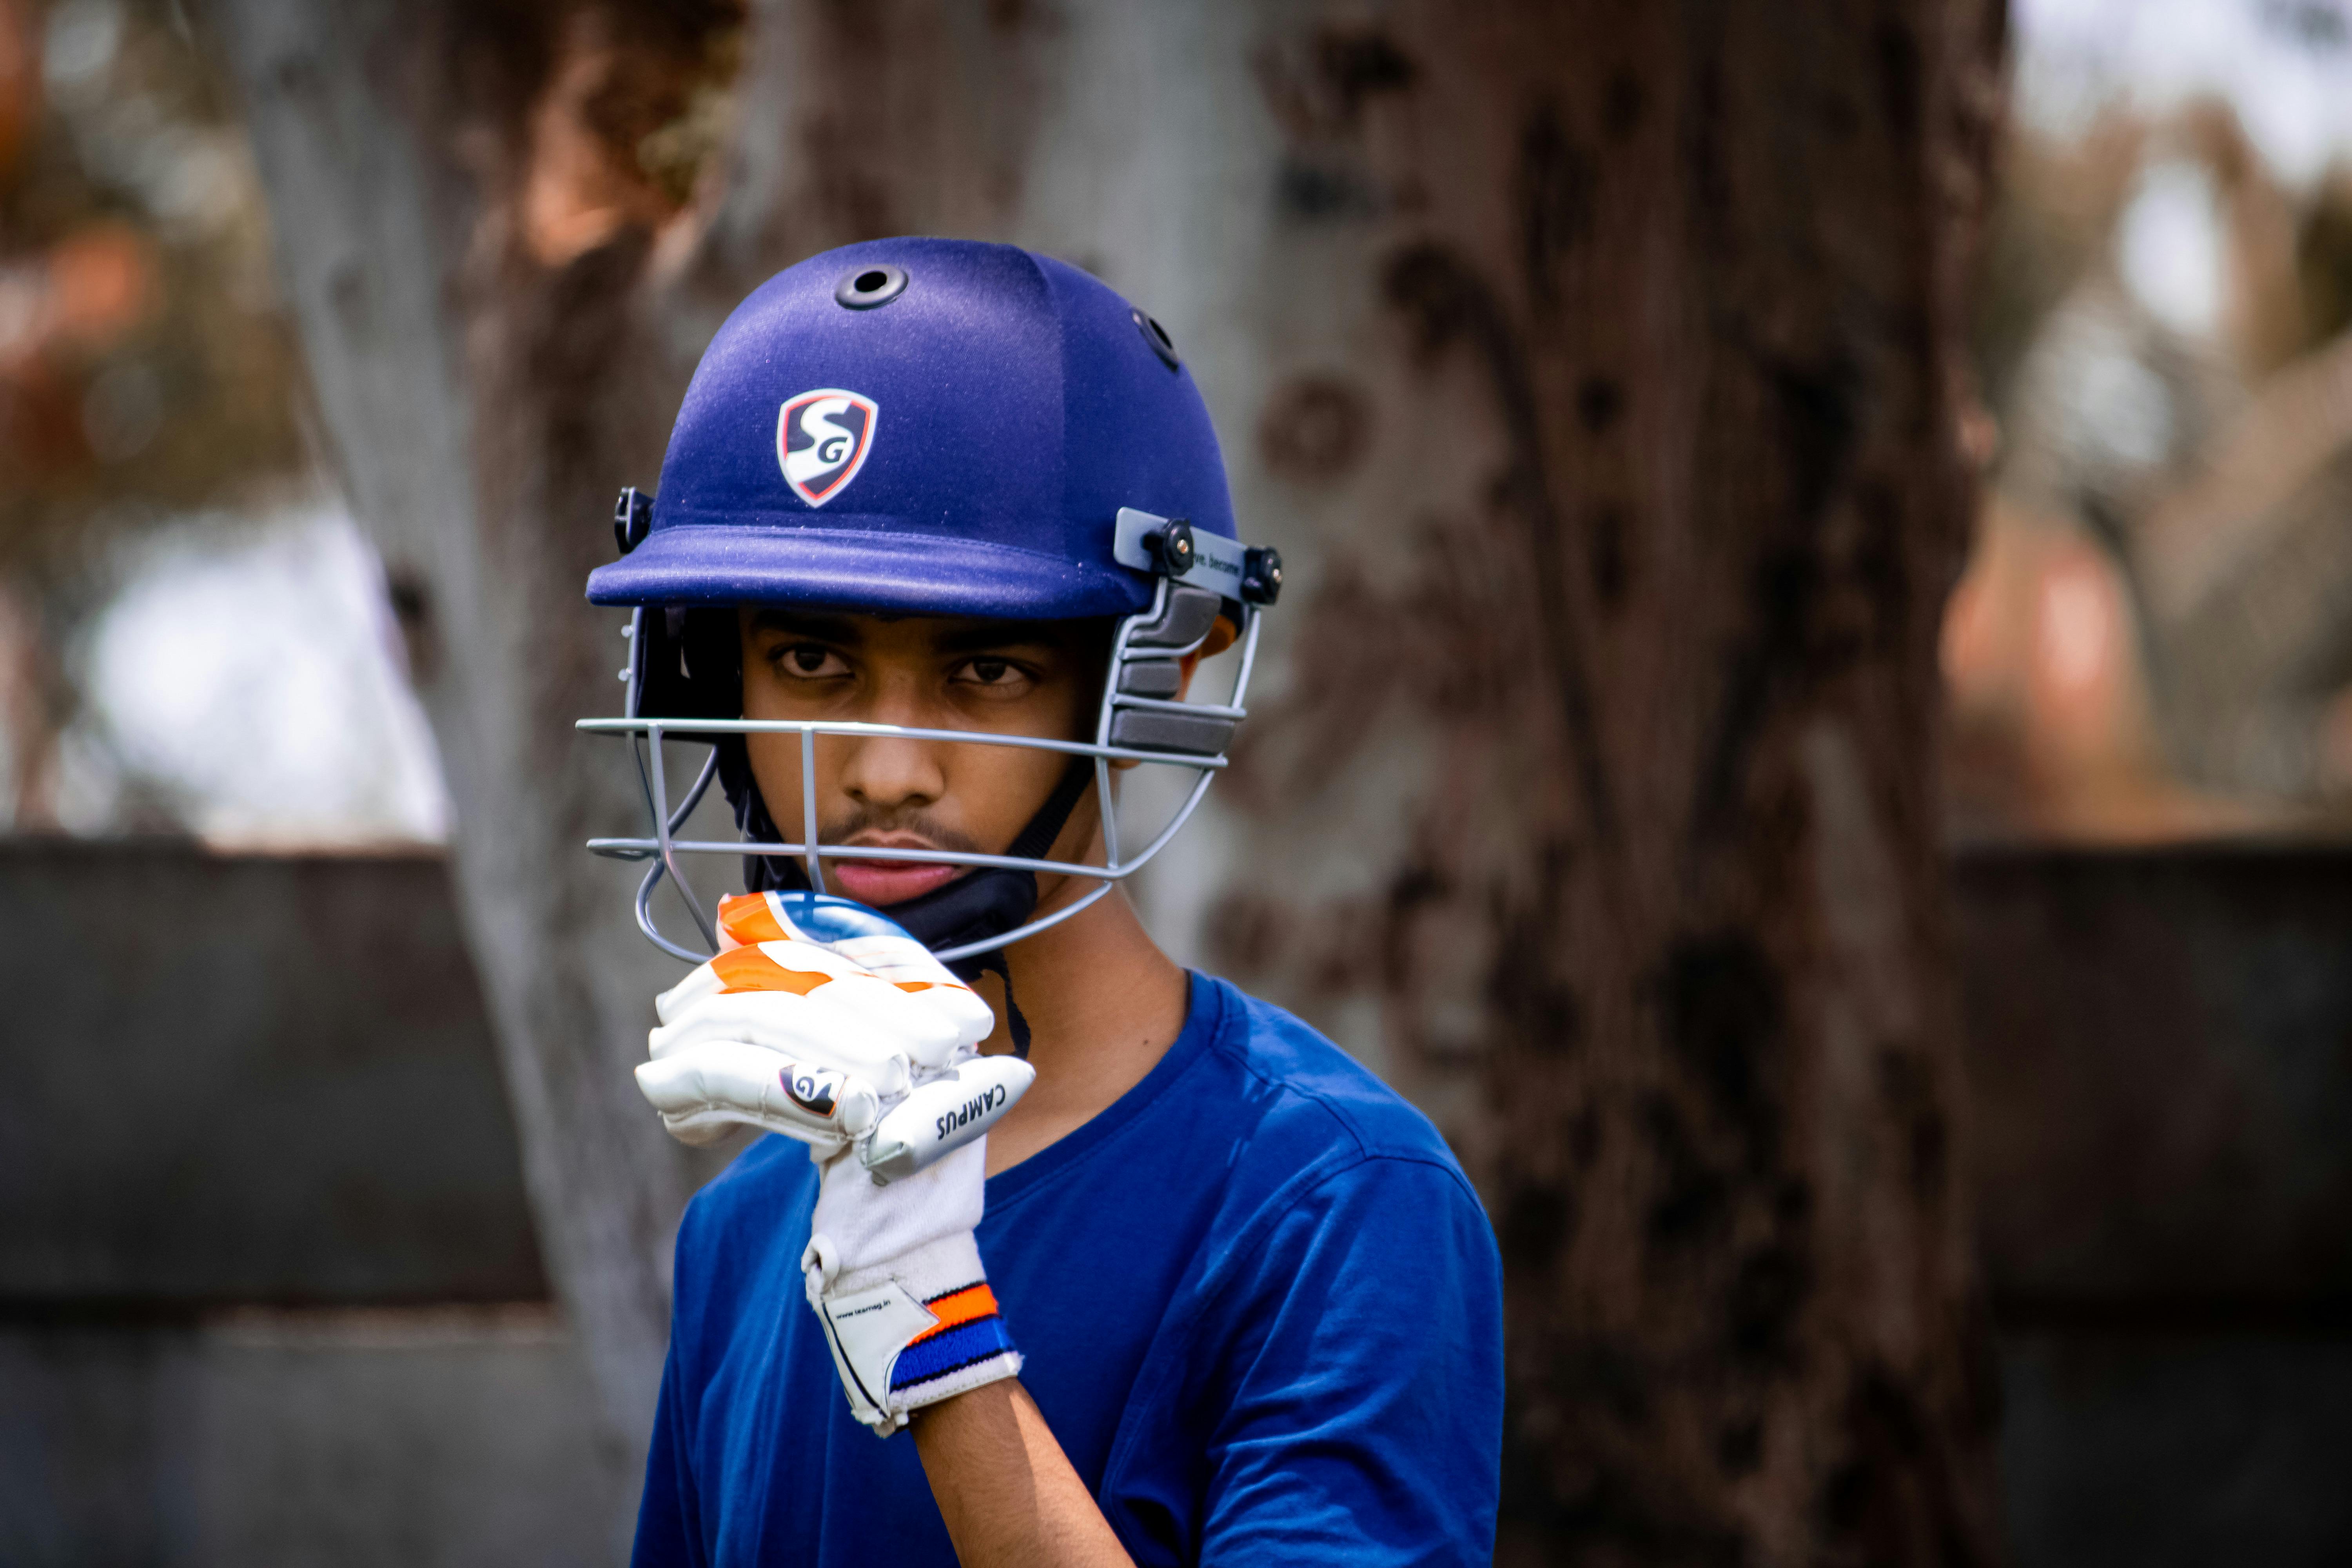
715,744,1098,1058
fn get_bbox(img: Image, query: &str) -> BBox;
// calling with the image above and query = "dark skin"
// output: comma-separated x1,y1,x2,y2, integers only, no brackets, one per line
737,606,1224,1564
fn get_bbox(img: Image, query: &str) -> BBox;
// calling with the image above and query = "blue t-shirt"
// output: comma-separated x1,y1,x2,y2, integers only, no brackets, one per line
633,972,1503,1566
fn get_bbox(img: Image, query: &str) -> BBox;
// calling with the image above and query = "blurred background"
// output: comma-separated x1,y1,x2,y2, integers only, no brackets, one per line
4,0,2352,1563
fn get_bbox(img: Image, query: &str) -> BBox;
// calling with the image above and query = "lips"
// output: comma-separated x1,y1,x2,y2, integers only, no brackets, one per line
828,838,963,906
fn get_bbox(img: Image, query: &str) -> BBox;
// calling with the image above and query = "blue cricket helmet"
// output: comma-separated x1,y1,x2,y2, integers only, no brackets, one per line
581,237,1281,978
585,237,1237,620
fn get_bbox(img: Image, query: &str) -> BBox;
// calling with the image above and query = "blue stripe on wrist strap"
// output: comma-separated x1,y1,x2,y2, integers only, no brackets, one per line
889,1314,1018,1392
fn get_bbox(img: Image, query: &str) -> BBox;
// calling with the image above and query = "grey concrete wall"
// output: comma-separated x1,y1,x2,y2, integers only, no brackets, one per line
1998,1330,2352,1568
1952,844,2352,1567
0,841,622,1562
0,840,546,1305
1956,843,2352,1310
8,840,2352,1563
0,1309,619,1568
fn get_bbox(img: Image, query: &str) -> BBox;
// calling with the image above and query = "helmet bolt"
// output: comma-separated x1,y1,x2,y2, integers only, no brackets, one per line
1242,546,1283,606
1150,519,1197,577
613,486,653,555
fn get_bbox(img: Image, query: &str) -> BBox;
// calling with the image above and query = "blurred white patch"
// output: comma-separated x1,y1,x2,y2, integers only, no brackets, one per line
2076,349,2176,468
2118,160,2229,338
0,267,40,358
136,131,249,239
2014,0,2352,187
2039,564,2118,694
42,0,123,96
63,508,450,846
2037,304,2179,472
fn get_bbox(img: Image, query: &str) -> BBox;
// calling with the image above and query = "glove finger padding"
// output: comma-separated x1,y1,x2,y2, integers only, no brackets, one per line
656,936,871,1020
648,991,915,1097
717,892,998,1047
718,891,962,983
860,1055,1035,1181
633,1042,882,1148
653,941,989,1073
637,901,999,1161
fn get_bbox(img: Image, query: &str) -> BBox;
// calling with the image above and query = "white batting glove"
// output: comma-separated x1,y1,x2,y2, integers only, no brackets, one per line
633,891,1032,1435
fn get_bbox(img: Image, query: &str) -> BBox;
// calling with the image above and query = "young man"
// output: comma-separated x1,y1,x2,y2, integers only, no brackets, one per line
587,238,1501,1566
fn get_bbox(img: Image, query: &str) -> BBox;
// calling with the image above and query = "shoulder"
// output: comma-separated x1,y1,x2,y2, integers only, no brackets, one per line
1193,975,1473,1191
1167,977,1493,1304
682,1125,818,1225
671,1132,817,1300
1146,988,1501,1445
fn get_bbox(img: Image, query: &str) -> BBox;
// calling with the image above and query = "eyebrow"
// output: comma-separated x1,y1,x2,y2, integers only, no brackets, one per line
745,610,1064,659
928,622,1065,659
746,609,866,644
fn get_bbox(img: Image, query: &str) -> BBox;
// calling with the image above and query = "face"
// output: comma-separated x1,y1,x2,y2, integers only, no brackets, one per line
737,608,1104,906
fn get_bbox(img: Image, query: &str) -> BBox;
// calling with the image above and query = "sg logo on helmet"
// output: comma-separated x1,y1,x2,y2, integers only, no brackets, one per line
777,388,878,508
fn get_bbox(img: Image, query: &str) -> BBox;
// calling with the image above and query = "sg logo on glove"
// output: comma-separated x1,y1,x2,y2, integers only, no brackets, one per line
785,1063,845,1118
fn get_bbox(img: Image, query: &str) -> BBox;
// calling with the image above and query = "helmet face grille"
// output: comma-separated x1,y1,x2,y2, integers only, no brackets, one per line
834,263,909,310
587,576,1267,967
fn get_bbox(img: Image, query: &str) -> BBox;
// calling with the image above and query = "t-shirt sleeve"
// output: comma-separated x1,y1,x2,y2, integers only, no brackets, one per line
633,1195,718,1568
630,1342,705,1568
1195,1153,1503,1567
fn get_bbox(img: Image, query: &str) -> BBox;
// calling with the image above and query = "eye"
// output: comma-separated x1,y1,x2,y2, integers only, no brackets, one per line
951,654,1036,696
777,643,848,679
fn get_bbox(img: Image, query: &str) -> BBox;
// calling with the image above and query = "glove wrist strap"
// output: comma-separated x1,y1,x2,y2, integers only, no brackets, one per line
803,1231,1021,1436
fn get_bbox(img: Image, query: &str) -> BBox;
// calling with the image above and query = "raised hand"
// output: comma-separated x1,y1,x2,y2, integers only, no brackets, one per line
633,891,1034,1434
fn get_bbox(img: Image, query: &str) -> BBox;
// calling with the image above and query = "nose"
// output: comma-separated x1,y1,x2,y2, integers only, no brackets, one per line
836,681,948,817
838,735,947,816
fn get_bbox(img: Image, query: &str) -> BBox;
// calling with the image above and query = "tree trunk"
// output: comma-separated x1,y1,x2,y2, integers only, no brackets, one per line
1204,4,2012,1562
204,0,2006,1558
198,0,744,1509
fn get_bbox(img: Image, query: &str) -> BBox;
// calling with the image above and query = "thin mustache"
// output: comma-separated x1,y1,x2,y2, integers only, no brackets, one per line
820,810,982,858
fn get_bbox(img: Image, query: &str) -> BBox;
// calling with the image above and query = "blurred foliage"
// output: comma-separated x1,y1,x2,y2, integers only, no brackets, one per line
1953,64,2352,837
626,8,743,208
0,0,309,588
2297,174,2352,344
1971,120,2139,419
0,0,751,831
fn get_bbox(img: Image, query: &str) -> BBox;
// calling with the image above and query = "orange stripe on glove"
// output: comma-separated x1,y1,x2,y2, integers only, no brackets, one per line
907,1282,1002,1346
717,891,790,949
710,946,835,996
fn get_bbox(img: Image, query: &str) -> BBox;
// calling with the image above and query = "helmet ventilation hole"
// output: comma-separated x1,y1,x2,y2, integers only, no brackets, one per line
1132,308,1180,369
835,263,909,310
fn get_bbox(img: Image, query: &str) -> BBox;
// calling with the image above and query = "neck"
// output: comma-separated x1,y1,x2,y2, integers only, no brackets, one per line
970,819,1189,1174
